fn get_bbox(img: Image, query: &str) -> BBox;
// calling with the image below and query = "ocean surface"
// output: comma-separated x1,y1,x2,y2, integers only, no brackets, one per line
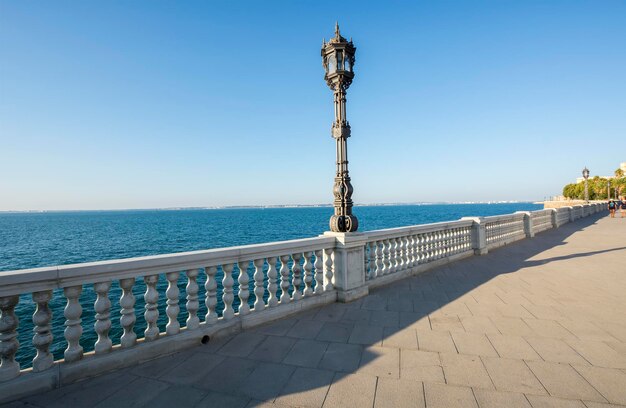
0,203,542,367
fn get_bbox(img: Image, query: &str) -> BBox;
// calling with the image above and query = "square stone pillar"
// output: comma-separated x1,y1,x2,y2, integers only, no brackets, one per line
461,217,487,255
322,232,369,303
515,211,534,238
550,208,558,228
567,206,575,222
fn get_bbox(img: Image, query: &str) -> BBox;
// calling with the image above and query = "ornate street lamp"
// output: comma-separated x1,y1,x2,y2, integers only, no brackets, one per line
582,167,590,202
322,23,358,232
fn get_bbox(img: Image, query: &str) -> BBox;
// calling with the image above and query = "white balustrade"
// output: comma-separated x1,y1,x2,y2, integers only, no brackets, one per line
63,286,83,362
94,281,112,354
185,269,200,330
237,262,250,315
222,263,235,320
31,290,53,372
144,275,160,341
303,252,314,296
165,272,180,335
267,257,279,306
119,278,137,348
205,266,218,325
279,255,291,303
253,259,265,310
0,295,20,381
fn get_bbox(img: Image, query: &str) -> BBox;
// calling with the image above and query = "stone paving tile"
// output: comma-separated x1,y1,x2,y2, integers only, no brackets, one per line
314,304,347,322
424,382,479,408
451,331,499,357
524,319,577,340
498,304,536,319
440,352,494,390
23,371,138,408
357,346,399,379
566,339,626,369
374,378,426,408
523,304,568,321
315,322,353,343
283,339,329,368
400,349,445,383
460,315,502,335
240,362,296,401
526,360,606,402
386,297,414,313
341,308,371,323
381,326,418,349
606,341,626,355
526,337,590,365
491,317,536,337
94,377,169,408
130,350,194,379
573,365,626,405
525,394,587,408
473,388,532,408
196,390,251,408
195,357,258,392
247,336,297,363
147,385,207,408
583,401,626,408
318,342,363,372
159,352,226,385
487,334,541,360
417,329,458,353
273,367,335,408
252,318,298,336
481,357,547,395
218,332,267,357
348,324,383,345
361,295,387,311
430,315,465,332
323,373,377,408
285,320,326,339
559,320,619,342
398,312,431,330
369,310,400,327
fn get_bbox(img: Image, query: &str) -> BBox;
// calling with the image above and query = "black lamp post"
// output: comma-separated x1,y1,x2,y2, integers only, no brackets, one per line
322,23,358,232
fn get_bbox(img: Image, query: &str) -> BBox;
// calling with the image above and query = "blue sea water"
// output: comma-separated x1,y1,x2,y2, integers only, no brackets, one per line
0,203,541,368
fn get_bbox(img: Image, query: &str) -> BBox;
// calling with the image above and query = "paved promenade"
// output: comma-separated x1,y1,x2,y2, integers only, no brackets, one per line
13,213,626,408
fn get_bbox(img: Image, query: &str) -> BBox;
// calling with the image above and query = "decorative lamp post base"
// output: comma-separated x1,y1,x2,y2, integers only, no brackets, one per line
330,214,358,233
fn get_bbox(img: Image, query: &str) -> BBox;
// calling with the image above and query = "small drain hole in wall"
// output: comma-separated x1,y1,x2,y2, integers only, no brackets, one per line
201,335,210,344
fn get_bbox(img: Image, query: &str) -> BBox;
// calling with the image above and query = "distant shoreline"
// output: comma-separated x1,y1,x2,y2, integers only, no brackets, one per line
0,201,538,214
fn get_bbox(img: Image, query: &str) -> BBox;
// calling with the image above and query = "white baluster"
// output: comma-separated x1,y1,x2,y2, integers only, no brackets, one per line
237,261,250,316
0,295,20,381
401,237,409,270
166,272,180,335
367,243,376,280
279,255,291,304
119,278,137,348
314,250,324,294
222,263,235,320
32,290,53,372
63,285,83,362
253,259,265,310
375,241,384,277
205,266,218,325
383,239,391,274
267,257,279,306
186,269,200,330
323,248,334,291
144,275,160,341
291,253,302,301
94,281,112,354
303,252,314,296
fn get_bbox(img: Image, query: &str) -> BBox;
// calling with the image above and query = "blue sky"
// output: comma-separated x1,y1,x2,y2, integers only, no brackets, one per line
1,1,625,210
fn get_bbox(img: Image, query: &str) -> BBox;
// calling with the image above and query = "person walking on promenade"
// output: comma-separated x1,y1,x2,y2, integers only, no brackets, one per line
620,197,625,218
608,199,616,217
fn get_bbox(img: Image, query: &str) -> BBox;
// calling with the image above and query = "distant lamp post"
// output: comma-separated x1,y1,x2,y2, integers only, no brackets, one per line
582,167,590,202
322,23,358,232
607,180,611,200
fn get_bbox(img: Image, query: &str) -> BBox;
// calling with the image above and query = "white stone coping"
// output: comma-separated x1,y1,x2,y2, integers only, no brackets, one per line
0,236,336,297
361,219,474,242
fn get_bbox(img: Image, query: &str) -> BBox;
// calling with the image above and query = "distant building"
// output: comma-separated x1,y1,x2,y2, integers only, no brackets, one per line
576,162,626,183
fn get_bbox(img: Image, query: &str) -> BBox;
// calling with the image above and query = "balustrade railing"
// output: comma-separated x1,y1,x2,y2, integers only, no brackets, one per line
484,213,526,249
531,209,553,234
363,220,474,281
0,202,605,402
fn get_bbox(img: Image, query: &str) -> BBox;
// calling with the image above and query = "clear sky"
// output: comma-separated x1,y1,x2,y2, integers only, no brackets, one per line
1,1,625,211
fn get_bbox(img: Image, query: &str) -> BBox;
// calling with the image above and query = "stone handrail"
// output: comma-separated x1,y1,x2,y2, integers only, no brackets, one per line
0,236,337,397
0,202,606,402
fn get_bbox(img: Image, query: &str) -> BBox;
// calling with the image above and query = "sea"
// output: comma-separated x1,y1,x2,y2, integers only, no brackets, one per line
0,203,541,367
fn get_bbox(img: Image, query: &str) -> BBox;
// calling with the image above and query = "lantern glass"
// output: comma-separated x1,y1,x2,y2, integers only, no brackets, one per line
328,54,337,74
345,57,351,72
337,50,344,71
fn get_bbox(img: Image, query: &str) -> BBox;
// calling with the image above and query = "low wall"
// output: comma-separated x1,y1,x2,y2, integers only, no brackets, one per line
0,202,606,403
